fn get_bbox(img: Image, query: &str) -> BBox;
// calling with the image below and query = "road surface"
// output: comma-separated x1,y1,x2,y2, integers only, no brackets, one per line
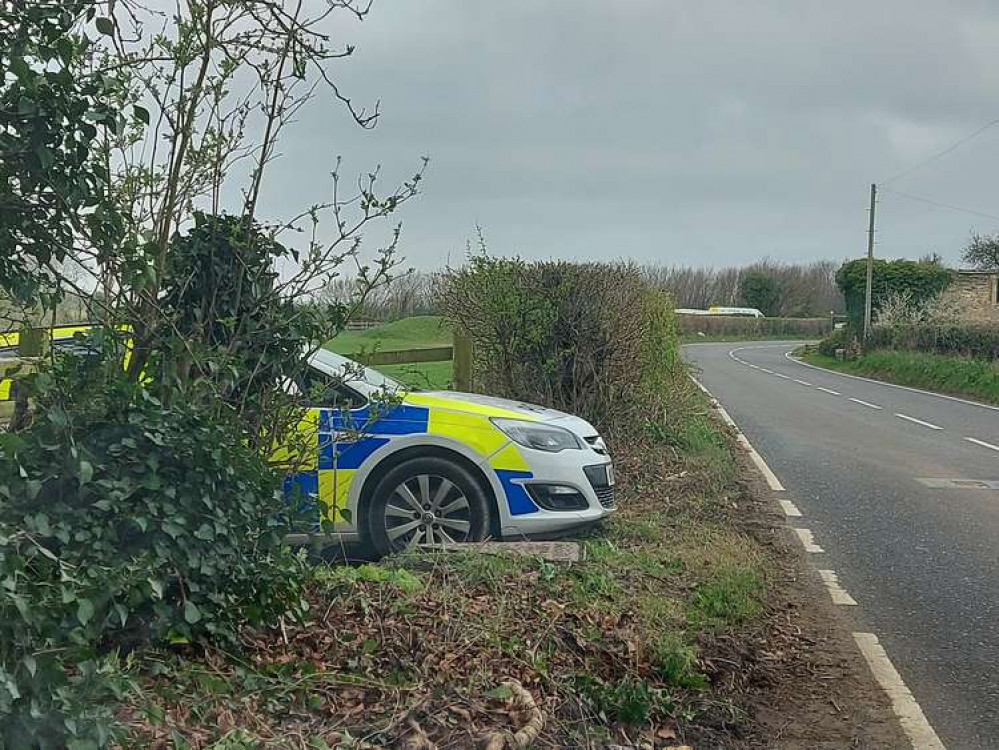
685,341,999,750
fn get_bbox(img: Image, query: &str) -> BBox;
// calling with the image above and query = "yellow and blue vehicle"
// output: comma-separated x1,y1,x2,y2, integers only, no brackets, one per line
0,330,616,555
287,349,616,555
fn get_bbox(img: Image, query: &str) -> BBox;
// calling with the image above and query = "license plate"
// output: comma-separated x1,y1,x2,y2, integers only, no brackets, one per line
606,464,615,487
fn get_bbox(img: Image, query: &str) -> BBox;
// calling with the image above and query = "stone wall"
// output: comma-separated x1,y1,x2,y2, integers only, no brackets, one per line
940,272,999,321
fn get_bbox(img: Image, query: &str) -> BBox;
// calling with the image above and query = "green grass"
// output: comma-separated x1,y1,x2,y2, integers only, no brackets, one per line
801,349,999,405
324,316,453,390
325,315,449,355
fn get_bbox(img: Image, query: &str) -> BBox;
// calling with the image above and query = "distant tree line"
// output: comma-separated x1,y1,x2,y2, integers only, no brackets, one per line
317,259,846,321
641,259,845,317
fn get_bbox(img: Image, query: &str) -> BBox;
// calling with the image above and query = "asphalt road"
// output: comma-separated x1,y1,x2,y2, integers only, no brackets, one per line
685,341,999,750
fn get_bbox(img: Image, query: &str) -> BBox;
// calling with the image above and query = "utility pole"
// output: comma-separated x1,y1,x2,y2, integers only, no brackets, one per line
863,183,877,342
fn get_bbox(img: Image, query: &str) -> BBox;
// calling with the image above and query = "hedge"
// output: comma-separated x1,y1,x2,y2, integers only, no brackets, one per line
867,322,999,361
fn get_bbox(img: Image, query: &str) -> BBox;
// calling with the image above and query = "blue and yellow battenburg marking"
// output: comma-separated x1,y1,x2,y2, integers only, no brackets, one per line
283,395,543,529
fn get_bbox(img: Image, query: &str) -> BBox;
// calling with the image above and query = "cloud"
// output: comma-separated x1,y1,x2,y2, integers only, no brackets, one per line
253,0,999,268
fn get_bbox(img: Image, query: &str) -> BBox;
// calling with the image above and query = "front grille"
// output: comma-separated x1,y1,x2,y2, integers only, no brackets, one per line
594,485,615,509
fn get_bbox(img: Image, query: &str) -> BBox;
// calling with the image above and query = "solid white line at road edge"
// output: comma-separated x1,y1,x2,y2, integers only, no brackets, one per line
853,633,947,750
689,376,785,492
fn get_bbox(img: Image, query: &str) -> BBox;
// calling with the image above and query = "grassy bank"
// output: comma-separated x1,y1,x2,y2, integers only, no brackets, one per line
801,348,999,405
326,316,452,389
116,393,780,748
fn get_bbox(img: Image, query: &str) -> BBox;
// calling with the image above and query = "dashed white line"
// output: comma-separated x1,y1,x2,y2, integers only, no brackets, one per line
965,437,999,453
787,349,999,414
895,413,943,431
853,633,947,750
849,397,883,410
794,527,824,553
818,570,857,606
774,372,792,380
793,378,813,386
816,386,841,396
778,499,803,517
759,368,774,374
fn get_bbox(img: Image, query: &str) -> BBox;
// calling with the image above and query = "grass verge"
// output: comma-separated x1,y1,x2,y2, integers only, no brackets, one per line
325,316,450,355
114,388,777,748
800,347,999,405
325,316,453,390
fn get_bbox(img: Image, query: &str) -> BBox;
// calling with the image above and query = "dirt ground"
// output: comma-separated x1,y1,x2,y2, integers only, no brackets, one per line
118,416,910,750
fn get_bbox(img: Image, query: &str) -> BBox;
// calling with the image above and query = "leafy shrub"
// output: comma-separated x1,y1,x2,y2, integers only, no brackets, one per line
436,255,682,432
867,322,999,361
0,364,306,747
575,675,673,724
836,258,952,329
817,328,848,357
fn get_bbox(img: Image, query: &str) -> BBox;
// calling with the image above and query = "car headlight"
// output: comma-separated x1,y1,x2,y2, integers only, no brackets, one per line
491,418,583,452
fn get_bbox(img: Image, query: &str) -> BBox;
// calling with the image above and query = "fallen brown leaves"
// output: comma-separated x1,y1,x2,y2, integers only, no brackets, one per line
115,424,893,749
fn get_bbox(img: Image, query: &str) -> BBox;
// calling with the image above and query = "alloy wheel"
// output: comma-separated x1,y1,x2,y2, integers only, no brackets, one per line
383,474,472,548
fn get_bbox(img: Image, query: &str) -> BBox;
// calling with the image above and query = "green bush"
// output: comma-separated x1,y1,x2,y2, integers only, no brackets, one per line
867,322,999,361
436,256,681,432
836,259,952,329
816,328,851,357
0,364,306,748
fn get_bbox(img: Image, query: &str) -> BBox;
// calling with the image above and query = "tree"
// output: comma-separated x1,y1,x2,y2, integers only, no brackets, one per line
835,258,952,329
962,233,999,270
738,271,780,316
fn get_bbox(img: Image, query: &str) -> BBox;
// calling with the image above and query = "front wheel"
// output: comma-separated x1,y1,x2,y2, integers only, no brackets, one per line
366,457,492,557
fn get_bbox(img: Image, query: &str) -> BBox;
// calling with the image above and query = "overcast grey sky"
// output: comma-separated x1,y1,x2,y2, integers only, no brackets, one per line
256,1,999,269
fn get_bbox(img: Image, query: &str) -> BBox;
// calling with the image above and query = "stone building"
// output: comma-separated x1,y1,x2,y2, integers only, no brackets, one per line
939,270,999,321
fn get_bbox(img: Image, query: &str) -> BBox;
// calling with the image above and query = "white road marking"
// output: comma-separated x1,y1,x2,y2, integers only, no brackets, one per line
785,349,999,414
818,569,857,606
690,376,712,396
774,372,792,380
816,386,841,396
853,633,947,750
759,368,774,374
793,378,813,386
779,499,803,517
895,413,943,431
917,478,999,490
794,527,824,553
966,437,999,453
849,397,883,410
736,433,786,491
690,375,786,492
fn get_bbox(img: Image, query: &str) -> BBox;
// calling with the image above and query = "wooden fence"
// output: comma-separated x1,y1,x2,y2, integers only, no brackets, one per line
351,331,473,391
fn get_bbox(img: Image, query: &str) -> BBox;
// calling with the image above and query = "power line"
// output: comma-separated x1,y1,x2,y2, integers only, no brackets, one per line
882,187,999,223
881,116,999,186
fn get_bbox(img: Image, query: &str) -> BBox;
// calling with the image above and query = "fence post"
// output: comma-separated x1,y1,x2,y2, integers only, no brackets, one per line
453,330,472,392
18,326,48,358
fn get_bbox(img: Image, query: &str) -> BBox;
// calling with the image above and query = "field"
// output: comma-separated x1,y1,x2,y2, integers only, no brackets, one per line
801,348,999,405
325,316,453,389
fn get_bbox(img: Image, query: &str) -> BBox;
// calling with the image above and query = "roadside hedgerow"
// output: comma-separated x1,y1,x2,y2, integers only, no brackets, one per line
435,252,684,434
0,362,307,748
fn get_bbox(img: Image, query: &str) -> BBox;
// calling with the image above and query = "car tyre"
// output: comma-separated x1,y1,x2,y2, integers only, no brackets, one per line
366,456,492,557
